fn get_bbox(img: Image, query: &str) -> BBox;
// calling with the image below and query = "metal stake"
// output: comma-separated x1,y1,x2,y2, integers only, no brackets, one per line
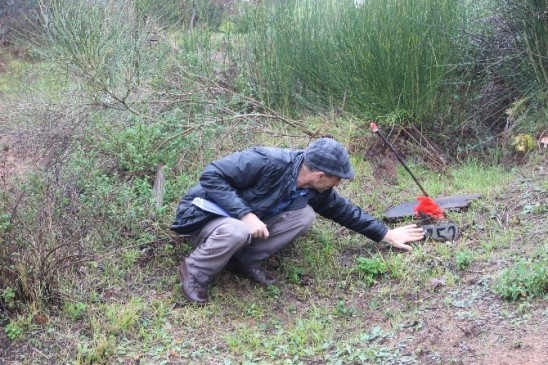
370,122,430,197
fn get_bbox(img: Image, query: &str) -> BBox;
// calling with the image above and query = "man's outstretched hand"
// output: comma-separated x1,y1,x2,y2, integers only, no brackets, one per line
382,224,425,251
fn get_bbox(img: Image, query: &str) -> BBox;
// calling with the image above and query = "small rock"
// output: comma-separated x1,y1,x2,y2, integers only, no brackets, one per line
429,278,446,289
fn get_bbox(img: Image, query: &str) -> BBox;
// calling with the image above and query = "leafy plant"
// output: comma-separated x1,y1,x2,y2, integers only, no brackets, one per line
495,258,547,300
334,300,355,318
287,266,305,285
64,302,87,320
511,134,536,153
455,250,473,270
4,321,23,340
354,256,388,286
265,285,281,299
0,212,10,235
1,287,16,309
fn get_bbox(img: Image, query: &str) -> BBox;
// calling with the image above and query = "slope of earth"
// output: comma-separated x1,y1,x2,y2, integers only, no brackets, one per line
0,141,546,364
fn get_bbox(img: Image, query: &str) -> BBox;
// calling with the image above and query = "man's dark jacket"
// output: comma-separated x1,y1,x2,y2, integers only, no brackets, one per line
170,146,388,242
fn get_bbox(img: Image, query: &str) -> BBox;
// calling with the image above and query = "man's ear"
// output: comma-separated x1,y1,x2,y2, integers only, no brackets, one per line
315,171,326,180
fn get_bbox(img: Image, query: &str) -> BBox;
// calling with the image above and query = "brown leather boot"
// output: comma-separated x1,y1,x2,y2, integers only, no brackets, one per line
178,260,208,305
225,259,277,285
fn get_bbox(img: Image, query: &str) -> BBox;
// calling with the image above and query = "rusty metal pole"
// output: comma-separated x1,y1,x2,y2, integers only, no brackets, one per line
370,122,430,197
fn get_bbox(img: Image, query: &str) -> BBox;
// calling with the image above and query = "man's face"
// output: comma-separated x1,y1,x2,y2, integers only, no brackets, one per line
312,172,342,193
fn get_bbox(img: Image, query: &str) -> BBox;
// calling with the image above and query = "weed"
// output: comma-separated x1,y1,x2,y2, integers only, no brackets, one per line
433,242,454,265
245,303,264,319
105,300,142,335
455,250,473,270
520,202,547,216
287,266,305,285
384,253,407,280
1,287,16,309
64,302,87,320
354,256,388,286
481,240,497,253
76,334,117,365
334,300,355,318
368,299,381,310
360,325,386,343
4,321,23,340
265,285,281,299
0,212,10,235
120,249,141,270
495,257,547,300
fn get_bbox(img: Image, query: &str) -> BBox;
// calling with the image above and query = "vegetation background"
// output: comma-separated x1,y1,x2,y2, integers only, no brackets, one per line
0,0,546,364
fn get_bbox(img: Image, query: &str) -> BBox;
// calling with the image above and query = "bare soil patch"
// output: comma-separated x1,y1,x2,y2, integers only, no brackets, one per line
0,94,44,181
393,288,548,365
0,133,42,181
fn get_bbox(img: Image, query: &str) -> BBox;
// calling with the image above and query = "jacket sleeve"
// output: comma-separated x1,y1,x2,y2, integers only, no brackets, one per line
309,190,389,242
199,148,270,219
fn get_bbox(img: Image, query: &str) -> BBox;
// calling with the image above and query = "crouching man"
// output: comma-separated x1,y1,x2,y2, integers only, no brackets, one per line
171,138,424,305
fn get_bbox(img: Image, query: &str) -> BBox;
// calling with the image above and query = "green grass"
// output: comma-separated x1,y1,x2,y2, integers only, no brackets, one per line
3,126,547,364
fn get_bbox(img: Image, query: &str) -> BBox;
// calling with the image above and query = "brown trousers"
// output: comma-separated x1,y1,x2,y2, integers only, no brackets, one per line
185,205,315,285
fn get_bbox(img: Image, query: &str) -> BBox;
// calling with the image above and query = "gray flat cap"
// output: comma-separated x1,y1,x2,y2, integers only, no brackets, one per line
304,138,355,179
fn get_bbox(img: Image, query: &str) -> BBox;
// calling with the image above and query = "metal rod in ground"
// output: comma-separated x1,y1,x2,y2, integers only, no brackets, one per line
371,124,430,197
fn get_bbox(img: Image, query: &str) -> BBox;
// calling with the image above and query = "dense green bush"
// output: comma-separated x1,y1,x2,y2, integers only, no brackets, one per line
497,0,548,135
498,0,548,89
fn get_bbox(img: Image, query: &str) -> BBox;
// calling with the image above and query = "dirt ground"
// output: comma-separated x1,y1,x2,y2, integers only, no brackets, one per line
0,134,41,181
392,281,548,365
0,100,48,183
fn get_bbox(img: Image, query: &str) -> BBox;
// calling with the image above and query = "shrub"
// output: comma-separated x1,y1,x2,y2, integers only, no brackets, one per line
497,0,548,88
34,0,171,114
0,170,96,310
464,0,548,137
